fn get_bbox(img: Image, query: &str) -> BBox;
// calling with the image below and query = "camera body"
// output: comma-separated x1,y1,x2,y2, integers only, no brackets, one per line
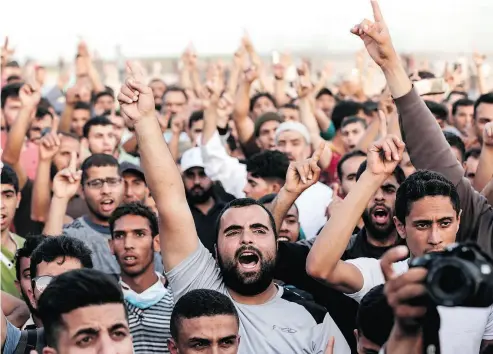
409,243,493,307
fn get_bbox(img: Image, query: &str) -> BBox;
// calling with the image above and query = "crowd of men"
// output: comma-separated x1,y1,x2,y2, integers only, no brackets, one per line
1,1,493,353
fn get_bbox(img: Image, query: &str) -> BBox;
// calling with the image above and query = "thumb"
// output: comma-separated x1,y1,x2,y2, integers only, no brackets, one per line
52,114,60,134
324,336,335,354
331,183,341,198
380,246,408,281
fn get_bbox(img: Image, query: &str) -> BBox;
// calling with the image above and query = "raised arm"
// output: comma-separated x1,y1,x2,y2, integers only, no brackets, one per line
473,122,493,192
118,62,198,272
232,66,256,146
31,117,60,222
2,83,41,190
307,134,405,294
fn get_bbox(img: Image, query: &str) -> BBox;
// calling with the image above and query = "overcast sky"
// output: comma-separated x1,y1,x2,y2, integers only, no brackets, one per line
1,0,489,64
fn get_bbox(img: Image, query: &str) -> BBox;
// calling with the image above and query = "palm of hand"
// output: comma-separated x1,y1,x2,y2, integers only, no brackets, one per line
20,91,40,107
53,177,78,199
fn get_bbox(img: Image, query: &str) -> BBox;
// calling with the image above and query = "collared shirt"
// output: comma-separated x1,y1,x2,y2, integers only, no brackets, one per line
1,233,25,297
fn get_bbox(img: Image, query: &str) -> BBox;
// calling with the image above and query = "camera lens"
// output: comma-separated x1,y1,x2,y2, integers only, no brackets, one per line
428,259,473,307
436,265,465,294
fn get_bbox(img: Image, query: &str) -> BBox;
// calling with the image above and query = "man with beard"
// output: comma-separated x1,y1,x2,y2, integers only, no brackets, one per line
117,62,350,354
14,235,45,329
182,147,234,254
110,202,173,353
341,160,406,260
43,153,123,275
120,162,149,204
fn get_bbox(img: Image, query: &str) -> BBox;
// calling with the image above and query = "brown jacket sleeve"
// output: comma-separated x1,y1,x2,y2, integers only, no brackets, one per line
395,88,493,255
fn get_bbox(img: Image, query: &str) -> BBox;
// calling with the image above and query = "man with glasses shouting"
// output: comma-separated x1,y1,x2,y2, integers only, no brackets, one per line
43,153,124,275
1,236,93,353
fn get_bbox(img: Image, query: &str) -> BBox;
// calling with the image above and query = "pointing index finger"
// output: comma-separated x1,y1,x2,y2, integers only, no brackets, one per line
380,246,409,281
378,110,388,138
311,142,326,163
68,151,77,172
371,0,384,23
127,61,145,83
51,115,60,134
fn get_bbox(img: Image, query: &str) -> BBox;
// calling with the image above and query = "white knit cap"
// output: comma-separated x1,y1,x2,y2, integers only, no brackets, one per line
275,121,311,145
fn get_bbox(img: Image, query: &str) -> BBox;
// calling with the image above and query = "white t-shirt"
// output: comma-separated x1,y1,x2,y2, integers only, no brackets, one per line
295,182,332,239
345,257,493,354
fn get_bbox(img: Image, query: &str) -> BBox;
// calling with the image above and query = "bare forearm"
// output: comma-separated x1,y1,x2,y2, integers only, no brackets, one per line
59,103,74,133
1,291,30,328
381,62,413,100
314,109,331,134
190,68,203,97
180,68,193,91
474,147,493,192
88,64,105,93
202,103,219,144
3,106,33,164
226,66,240,97
308,171,386,275
169,133,180,162
355,118,380,153
274,79,289,107
477,66,487,95
385,326,422,354
43,197,69,236
270,187,298,234
232,81,255,144
31,160,52,221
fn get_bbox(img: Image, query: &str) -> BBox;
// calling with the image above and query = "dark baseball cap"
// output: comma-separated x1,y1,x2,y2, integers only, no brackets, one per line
119,162,145,183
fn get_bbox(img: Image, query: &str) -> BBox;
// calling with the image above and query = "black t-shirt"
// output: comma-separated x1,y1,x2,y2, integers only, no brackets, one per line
275,241,359,353
342,228,406,260
13,180,44,237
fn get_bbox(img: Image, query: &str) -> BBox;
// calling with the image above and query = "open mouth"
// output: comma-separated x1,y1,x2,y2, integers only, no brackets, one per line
238,251,260,269
100,199,115,212
278,236,290,242
122,255,138,266
0,214,6,223
372,207,389,224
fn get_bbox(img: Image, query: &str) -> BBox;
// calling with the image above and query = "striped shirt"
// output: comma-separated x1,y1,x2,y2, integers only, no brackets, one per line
125,291,174,354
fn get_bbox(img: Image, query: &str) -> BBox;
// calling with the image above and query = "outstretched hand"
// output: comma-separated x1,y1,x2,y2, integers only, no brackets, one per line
284,142,326,195
350,0,398,70
117,61,155,126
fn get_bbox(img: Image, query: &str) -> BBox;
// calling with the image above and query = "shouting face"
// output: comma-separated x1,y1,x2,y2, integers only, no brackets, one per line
216,204,277,296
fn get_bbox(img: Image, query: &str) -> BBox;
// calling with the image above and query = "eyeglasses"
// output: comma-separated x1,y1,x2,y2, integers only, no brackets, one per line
32,275,55,294
85,177,122,190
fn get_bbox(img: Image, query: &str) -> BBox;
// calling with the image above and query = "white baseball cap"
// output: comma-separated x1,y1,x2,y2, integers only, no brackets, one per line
180,147,205,172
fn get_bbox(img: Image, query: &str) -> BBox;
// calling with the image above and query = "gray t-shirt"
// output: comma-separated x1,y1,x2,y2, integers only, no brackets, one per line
63,216,120,275
167,243,350,354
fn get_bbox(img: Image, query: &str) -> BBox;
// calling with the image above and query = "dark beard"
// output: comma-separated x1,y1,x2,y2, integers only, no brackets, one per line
186,185,214,205
362,206,396,241
217,245,276,296
21,288,38,317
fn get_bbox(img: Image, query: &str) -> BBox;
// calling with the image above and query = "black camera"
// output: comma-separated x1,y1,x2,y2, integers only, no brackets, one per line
409,243,493,307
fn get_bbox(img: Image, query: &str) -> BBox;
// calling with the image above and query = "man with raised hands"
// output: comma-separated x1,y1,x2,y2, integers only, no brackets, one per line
307,1,493,353
117,62,349,354
353,0,493,253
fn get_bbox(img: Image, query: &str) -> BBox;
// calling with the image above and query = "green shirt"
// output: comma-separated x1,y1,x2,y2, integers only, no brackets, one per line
1,233,25,298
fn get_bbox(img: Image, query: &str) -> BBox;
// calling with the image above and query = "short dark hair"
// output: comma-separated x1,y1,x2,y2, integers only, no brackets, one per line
246,150,289,185
258,193,277,205
38,269,124,349
164,86,188,102
215,198,278,242
444,131,466,163
474,93,493,120
1,163,19,193
15,235,46,281
341,116,367,130
452,98,474,116
249,92,277,112
425,100,448,121
38,97,53,111
357,285,394,346
337,150,366,181
188,110,204,130
30,236,93,280
395,170,460,224
331,101,364,131
446,90,468,102
59,131,81,142
81,153,120,185
94,91,114,104
35,107,53,121
315,88,334,100
74,101,91,112
6,75,22,84
170,289,239,341
279,103,299,111
109,202,159,238
418,71,435,79
82,116,113,138
465,148,482,161
356,160,406,185
1,82,22,108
